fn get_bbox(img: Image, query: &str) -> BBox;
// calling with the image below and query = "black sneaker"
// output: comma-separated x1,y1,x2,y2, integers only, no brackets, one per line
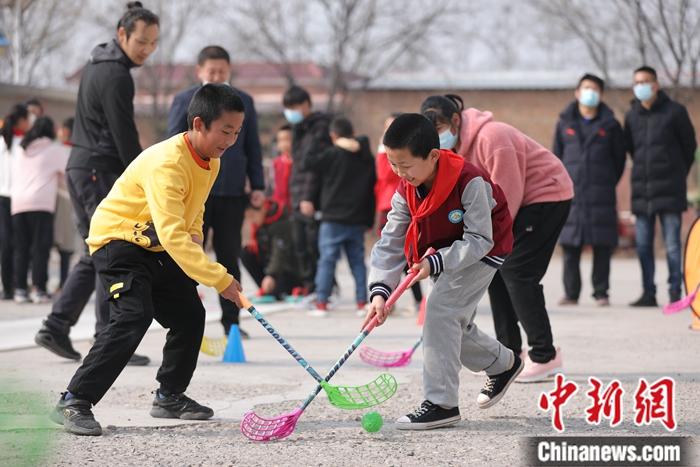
51,393,102,436
35,325,81,361
395,400,460,430
149,390,214,420
127,353,150,366
477,353,524,409
630,294,658,307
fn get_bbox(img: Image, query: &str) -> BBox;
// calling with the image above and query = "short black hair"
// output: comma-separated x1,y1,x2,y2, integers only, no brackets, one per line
187,84,244,130
330,116,354,138
197,45,230,65
25,97,43,109
21,116,55,150
634,65,657,80
577,73,605,92
1,103,28,148
62,117,75,131
420,94,464,127
282,85,311,107
117,2,159,38
383,113,439,159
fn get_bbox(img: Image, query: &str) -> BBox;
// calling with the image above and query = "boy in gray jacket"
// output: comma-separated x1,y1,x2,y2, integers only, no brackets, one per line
362,114,523,430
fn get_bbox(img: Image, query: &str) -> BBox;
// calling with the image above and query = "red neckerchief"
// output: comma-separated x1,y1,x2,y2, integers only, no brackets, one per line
404,150,464,263
183,133,210,170
12,129,24,137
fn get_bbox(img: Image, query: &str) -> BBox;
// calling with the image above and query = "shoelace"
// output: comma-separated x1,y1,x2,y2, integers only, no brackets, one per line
482,378,496,393
410,402,433,418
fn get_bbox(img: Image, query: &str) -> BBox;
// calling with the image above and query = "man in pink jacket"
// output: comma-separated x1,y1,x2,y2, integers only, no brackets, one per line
421,94,574,382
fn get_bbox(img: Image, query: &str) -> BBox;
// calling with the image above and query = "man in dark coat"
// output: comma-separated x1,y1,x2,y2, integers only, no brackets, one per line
35,4,159,365
167,45,264,337
624,65,697,307
553,73,626,306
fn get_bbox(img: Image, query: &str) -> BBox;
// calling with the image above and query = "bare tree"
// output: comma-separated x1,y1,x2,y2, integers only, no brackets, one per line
0,0,85,85
224,0,460,112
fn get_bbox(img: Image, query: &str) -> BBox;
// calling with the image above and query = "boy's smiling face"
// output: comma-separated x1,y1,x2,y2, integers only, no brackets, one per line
191,111,244,159
386,147,440,187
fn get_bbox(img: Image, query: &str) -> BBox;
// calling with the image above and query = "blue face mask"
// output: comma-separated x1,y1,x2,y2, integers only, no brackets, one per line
284,109,304,125
439,128,458,150
578,88,600,108
633,83,654,102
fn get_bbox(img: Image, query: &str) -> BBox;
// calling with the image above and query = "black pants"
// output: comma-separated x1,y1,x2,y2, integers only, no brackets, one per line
12,211,54,292
0,196,13,297
240,246,301,298
58,249,73,288
44,168,119,336
562,244,613,300
202,195,247,335
488,200,571,364
290,211,319,292
68,241,204,404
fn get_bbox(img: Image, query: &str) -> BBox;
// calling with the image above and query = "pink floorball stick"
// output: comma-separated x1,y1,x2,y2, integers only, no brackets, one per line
240,248,434,441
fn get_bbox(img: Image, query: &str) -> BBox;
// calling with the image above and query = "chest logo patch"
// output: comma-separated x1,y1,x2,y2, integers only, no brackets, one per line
448,209,464,224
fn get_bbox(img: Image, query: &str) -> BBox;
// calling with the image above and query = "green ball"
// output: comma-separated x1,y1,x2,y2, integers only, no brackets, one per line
361,411,383,432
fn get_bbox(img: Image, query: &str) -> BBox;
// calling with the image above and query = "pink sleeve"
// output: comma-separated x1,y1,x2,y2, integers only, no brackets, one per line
480,146,526,219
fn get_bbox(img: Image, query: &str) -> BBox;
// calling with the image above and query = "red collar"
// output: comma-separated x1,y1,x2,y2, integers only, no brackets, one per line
183,133,210,170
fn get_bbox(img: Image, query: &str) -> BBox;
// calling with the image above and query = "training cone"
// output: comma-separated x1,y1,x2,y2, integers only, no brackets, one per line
416,296,426,326
223,325,246,363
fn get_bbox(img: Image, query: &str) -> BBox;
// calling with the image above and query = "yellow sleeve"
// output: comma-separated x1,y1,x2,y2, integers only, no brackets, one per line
144,162,233,292
189,205,205,239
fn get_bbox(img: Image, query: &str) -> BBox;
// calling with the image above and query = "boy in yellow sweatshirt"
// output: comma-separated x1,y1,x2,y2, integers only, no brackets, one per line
50,84,245,436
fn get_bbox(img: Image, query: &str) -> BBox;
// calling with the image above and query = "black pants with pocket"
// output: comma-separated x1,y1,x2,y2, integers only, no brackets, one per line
488,200,571,364
0,196,13,296
12,211,54,292
67,241,205,404
202,195,247,336
44,168,119,336
290,211,319,292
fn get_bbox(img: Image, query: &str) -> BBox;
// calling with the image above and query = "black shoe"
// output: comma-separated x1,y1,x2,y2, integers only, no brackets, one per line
149,390,214,420
395,400,460,430
630,294,658,307
127,353,150,366
477,353,524,409
35,325,81,361
51,393,102,436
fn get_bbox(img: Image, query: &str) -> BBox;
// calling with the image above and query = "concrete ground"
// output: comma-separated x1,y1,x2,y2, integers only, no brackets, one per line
0,252,698,466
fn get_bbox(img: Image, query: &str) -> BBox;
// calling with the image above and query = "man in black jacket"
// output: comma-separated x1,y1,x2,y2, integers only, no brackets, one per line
553,73,626,307
166,45,264,338
35,4,159,364
624,65,697,307
282,85,333,295
301,116,375,316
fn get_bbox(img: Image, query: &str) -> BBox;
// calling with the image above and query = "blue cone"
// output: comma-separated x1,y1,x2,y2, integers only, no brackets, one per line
223,325,246,363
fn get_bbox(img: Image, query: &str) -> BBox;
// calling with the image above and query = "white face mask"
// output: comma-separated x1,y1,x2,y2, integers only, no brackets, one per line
438,128,458,150
28,113,37,127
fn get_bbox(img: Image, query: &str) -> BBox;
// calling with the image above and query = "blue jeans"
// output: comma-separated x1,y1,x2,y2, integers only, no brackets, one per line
315,222,367,304
635,212,682,297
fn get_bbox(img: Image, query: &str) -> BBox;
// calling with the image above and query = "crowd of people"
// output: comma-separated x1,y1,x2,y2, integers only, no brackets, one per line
0,0,696,437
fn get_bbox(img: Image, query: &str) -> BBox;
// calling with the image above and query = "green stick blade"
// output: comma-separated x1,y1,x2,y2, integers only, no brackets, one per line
321,374,398,410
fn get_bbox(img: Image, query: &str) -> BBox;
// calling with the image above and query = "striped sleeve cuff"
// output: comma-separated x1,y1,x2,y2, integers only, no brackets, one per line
427,252,444,276
369,282,391,301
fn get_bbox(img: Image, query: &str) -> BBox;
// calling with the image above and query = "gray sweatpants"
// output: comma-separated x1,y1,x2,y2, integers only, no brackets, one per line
423,260,514,408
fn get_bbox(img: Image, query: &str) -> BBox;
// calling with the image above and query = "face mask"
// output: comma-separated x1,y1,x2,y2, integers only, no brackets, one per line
202,81,231,87
578,88,600,108
28,113,37,127
284,109,304,125
634,83,654,102
439,128,458,150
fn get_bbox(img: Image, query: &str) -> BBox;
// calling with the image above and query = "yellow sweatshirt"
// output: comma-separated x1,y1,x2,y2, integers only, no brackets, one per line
86,133,233,292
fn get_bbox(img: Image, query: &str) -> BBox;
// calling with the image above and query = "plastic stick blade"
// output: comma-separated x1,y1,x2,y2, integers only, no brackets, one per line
200,336,227,356
359,346,412,368
322,373,398,410
663,291,698,315
240,408,301,442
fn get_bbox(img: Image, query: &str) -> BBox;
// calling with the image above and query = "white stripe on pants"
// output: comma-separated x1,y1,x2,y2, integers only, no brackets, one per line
423,260,513,408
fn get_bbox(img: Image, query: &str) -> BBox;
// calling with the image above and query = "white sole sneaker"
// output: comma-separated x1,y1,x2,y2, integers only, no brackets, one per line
395,414,461,430
477,357,525,409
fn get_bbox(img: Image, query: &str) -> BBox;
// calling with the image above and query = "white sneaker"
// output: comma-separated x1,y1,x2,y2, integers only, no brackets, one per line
14,289,30,304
